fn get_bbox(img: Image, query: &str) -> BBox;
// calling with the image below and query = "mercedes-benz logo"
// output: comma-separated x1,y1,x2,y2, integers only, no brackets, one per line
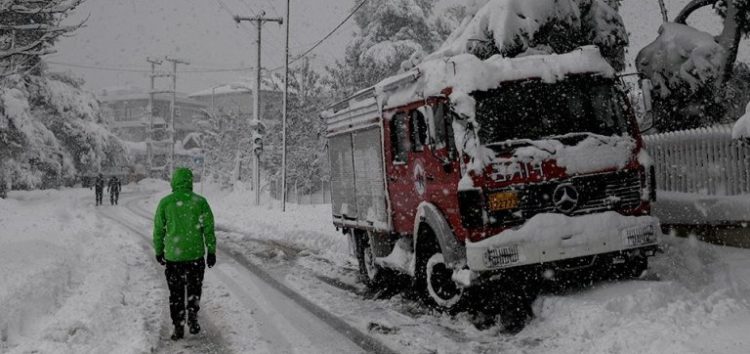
553,183,579,214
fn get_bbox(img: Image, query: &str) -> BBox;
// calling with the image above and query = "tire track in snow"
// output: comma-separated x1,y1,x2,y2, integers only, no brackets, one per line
121,194,398,354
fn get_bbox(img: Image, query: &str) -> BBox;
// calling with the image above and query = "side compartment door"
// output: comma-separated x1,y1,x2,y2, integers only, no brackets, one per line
329,133,358,220
352,127,389,230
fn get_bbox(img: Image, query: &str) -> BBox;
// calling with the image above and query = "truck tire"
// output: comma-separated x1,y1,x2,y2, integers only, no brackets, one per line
356,232,385,289
611,255,648,280
418,251,464,309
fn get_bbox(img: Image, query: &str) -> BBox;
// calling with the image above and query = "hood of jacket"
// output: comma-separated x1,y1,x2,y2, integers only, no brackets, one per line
171,168,193,192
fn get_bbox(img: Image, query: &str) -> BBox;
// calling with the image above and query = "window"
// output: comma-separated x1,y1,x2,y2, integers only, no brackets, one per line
432,103,457,156
411,110,428,151
390,113,409,163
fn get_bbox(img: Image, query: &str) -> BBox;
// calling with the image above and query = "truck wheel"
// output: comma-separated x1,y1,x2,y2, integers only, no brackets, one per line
611,255,648,279
421,252,464,309
356,233,385,289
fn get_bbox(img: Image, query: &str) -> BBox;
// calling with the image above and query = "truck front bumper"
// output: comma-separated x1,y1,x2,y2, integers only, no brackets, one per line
465,212,660,273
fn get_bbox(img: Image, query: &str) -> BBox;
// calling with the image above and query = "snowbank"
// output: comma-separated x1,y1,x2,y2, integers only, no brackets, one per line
0,188,161,353
654,190,750,224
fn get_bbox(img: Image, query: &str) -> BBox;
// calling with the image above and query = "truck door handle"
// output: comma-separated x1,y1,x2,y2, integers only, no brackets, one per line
389,176,398,181
426,174,435,181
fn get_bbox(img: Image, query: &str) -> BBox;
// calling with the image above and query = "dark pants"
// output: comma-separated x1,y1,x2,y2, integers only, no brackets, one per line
110,191,119,205
95,189,103,205
165,259,205,327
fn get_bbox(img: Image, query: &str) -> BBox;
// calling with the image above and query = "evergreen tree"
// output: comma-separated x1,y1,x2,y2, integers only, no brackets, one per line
0,0,127,191
326,0,438,98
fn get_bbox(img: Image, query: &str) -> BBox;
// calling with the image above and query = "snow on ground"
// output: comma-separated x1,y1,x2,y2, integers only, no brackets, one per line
655,190,750,224
131,178,750,353
3,180,750,353
0,188,163,354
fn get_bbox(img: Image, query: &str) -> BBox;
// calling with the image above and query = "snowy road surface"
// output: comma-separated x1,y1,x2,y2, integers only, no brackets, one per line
2,181,750,353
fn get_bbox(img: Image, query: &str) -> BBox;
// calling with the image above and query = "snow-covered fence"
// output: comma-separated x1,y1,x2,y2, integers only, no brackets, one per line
268,179,332,205
643,125,750,196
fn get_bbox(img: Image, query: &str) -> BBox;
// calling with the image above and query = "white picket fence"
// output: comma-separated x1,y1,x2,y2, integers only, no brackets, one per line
643,124,750,196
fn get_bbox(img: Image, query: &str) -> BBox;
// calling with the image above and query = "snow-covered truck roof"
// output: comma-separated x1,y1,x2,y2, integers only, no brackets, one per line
323,45,615,134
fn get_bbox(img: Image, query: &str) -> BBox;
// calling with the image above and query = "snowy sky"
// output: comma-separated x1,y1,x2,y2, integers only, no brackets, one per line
50,0,750,95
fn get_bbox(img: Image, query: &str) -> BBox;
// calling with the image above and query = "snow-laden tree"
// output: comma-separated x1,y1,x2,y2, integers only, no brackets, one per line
1,72,128,190
263,60,329,195
0,0,127,191
424,0,628,71
636,0,750,131
0,0,84,76
326,0,439,98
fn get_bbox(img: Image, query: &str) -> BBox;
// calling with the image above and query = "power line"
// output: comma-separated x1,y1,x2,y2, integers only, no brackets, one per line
49,0,369,76
270,0,368,71
46,61,151,73
46,60,254,73
215,0,283,53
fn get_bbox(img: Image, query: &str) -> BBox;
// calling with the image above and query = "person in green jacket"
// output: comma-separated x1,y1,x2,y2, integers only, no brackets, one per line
153,167,216,340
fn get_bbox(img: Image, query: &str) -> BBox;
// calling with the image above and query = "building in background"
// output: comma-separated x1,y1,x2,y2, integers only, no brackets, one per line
99,87,210,175
188,79,283,123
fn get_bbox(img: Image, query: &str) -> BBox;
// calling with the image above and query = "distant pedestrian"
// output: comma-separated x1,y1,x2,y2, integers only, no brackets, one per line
108,176,121,205
153,167,216,341
94,174,105,206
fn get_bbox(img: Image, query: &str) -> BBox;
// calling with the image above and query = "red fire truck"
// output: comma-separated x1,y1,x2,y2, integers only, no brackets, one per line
323,47,660,310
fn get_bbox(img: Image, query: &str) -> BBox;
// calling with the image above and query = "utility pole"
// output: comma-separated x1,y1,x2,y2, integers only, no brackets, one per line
164,57,189,177
146,57,163,177
233,11,282,206
281,0,290,212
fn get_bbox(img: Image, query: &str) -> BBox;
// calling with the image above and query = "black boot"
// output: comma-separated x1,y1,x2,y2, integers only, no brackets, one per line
188,315,201,335
171,325,184,340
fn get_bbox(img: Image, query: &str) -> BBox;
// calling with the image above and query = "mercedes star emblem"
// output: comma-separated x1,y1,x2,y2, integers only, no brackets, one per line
553,183,579,214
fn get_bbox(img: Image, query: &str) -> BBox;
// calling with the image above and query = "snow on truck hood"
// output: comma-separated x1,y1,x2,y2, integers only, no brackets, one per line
497,134,636,175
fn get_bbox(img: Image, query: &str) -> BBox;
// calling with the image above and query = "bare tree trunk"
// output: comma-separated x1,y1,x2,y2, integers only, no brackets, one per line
716,0,742,85
674,0,717,24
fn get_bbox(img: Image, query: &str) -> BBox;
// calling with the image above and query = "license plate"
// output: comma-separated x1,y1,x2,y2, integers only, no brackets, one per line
485,245,521,267
622,225,656,247
488,191,519,211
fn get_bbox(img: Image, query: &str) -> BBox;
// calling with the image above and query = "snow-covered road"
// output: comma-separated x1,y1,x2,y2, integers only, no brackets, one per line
3,182,750,353
109,194,382,354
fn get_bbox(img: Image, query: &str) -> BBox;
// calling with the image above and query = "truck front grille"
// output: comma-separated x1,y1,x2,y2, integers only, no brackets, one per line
488,170,642,227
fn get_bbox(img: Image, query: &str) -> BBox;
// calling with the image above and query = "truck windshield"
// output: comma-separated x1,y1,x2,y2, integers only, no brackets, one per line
472,77,631,144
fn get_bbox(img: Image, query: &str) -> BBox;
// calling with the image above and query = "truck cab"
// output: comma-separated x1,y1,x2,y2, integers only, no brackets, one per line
324,46,660,310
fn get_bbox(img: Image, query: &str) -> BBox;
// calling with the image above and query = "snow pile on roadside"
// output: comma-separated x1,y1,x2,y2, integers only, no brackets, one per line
654,190,750,224
0,189,162,353
523,234,750,354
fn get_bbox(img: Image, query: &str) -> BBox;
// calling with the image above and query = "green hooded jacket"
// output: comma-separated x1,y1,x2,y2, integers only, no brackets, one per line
153,168,216,262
